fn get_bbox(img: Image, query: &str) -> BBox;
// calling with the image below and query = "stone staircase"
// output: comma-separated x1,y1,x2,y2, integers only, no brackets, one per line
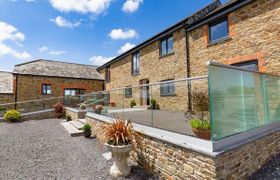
61,119,87,137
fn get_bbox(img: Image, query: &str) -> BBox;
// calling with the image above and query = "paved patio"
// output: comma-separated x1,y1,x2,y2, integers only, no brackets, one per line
0,119,157,180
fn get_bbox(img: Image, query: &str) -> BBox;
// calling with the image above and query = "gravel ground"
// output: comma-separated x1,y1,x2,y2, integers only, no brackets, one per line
249,154,280,180
0,119,158,180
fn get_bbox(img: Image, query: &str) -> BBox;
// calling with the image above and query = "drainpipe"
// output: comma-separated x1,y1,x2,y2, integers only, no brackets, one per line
14,74,18,110
185,29,192,112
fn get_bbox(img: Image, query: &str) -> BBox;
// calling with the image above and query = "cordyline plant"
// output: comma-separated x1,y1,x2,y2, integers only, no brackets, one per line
95,118,134,146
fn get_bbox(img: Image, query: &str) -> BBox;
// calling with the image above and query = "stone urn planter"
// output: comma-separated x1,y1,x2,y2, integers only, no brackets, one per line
105,143,132,177
192,128,211,140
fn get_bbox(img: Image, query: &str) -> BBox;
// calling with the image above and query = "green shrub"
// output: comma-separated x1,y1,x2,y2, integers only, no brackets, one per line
79,103,87,110
190,119,210,130
66,115,72,122
83,124,91,132
4,110,20,122
150,99,157,110
130,100,136,108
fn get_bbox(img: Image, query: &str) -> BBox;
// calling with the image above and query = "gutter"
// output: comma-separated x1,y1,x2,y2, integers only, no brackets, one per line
186,0,255,32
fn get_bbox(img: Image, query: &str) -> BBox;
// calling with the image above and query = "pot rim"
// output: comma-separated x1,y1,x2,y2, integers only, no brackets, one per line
105,143,132,148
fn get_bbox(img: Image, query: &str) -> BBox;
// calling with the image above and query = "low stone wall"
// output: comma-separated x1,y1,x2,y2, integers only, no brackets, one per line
65,107,86,121
86,114,280,180
20,109,55,121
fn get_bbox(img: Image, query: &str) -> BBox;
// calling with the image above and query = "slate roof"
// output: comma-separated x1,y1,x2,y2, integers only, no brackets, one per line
13,59,104,80
0,71,13,94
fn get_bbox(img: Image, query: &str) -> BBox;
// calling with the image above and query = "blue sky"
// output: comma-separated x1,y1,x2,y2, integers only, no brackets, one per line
0,0,227,71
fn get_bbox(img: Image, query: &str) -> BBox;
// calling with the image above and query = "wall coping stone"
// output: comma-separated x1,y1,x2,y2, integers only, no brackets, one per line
65,107,86,113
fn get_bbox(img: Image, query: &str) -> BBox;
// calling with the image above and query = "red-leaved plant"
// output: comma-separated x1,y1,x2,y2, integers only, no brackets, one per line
54,103,65,118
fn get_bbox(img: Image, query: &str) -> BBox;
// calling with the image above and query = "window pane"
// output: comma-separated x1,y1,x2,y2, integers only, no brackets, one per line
161,40,167,56
233,61,259,71
167,36,173,53
209,19,228,42
136,52,140,73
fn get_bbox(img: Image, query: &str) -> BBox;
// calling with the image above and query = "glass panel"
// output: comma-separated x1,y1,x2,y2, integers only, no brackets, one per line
160,40,167,56
208,64,280,141
209,19,228,43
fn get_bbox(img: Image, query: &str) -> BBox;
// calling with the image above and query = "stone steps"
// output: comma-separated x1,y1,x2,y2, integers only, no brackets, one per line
69,120,85,130
61,121,84,137
78,118,87,124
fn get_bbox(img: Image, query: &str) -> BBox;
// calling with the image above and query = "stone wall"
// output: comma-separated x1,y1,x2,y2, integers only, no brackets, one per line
86,115,280,180
189,0,280,76
65,107,86,121
0,93,14,104
20,109,55,121
0,93,15,116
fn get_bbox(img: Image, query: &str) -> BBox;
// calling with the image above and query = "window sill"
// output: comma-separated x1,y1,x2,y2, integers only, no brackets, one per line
159,52,175,59
131,73,140,76
160,94,176,97
207,37,232,47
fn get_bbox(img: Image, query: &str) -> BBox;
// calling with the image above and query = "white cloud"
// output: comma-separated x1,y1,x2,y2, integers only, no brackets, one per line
0,22,31,60
26,0,35,2
38,46,48,52
108,29,137,40
49,50,67,55
122,0,143,13
49,0,112,14
117,42,135,55
50,16,81,28
89,55,115,66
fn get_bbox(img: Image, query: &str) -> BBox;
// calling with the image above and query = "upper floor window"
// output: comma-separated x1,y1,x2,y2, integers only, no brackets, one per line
125,86,132,98
160,36,174,56
42,84,51,95
209,18,229,43
132,51,140,75
105,66,110,83
232,60,259,71
160,80,175,96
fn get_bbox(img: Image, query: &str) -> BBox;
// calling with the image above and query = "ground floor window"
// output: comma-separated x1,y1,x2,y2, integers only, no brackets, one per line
160,80,175,96
42,84,51,95
64,89,85,105
125,86,132,98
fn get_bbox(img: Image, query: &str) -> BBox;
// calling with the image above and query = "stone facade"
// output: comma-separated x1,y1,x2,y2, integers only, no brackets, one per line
86,115,280,180
15,74,103,101
189,0,280,77
98,0,280,112
13,74,103,112
100,28,189,112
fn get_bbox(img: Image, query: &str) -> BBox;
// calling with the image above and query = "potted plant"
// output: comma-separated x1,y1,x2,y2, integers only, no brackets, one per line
189,91,211,140
54,103,65,118
83,124,92,138
79,103,87,110
96,119,133,177
130,100,136,108
4,109,20,123
95,104,103,114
